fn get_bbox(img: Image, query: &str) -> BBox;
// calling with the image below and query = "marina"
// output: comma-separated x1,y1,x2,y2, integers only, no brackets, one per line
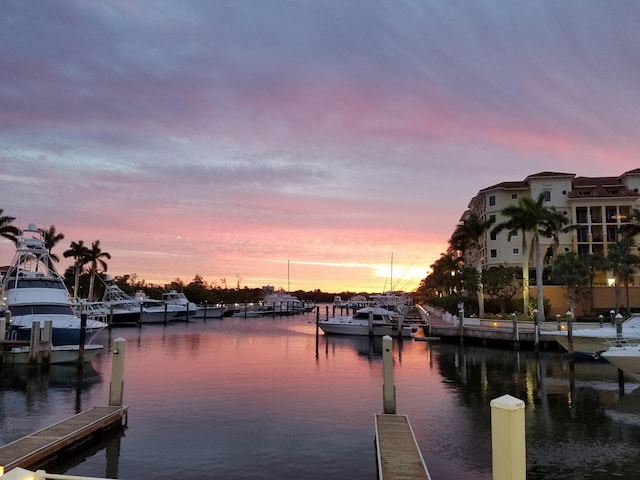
1,308,640,479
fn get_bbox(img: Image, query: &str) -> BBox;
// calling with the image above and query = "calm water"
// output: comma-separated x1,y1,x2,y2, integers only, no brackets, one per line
2,306,640,479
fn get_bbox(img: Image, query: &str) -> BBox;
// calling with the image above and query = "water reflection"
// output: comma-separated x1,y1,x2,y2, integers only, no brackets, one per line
427,343,640,479
3,314,640,480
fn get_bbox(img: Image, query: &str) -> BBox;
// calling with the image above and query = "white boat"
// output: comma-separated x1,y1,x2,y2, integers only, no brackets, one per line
318,306,416,337
93,279,142,325
547,314,640,355
333,294,370,308
262,285,306,314
369,291,413,313
2,344,104,365
138,290,224,321
1,223,108,345
601,341,640,382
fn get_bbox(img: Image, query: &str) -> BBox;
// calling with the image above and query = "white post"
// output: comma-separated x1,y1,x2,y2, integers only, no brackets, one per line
109,338,127,407
29,321,40,365
0,317,5,340
382,335,396,414
491,394,526,480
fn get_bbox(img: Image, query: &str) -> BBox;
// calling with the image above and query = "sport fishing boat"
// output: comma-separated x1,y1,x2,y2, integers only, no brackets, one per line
318,305,417,338
1,223,107,345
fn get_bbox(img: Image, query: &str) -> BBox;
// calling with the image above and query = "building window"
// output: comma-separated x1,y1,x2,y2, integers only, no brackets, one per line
543,190,551,201
511,194,517,199
513,248,519,255
576,207,588,224
490,249,497,258
489,195,496,206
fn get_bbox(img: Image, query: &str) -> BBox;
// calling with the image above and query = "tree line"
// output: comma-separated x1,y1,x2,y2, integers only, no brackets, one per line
416,195,640,320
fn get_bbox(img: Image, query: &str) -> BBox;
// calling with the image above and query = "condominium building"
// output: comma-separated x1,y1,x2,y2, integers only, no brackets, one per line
463,169,640,284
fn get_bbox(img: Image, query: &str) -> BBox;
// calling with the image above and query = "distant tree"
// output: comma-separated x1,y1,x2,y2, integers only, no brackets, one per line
551,252,591,319
482,266,521,318
39,225,65,263
63,240,91,301
0,209,20,246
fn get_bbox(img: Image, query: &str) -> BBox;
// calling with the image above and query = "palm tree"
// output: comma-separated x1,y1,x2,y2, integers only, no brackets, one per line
450,212,495,317
63,240,91,301
426,249,464,297
604,238,639,315
85,240,111,301
620,208,640,240
0,209,21,246
541,208,576,266
39,225,65,263
491,193,567,322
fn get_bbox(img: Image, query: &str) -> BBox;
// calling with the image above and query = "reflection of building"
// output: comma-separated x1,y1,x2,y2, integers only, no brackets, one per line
464,170,640,286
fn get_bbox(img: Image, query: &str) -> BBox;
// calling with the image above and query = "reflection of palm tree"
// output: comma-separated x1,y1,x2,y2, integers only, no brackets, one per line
39,225,65,263
0,209,20,247
63,240,91,301
492,193,568,321
86,240,111,301
450,212,495,318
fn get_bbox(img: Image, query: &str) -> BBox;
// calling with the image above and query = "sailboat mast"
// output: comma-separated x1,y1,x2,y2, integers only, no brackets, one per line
287,259,290,293
390,253,393,293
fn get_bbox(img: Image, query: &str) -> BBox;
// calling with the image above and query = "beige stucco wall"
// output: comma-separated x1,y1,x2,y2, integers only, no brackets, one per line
530,285,639,317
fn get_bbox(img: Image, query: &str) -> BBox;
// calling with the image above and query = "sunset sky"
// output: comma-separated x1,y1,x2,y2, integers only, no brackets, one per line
1,1,638,293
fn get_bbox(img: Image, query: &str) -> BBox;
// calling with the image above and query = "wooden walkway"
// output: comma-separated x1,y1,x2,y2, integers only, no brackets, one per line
0,405,128,472
375,414,431,480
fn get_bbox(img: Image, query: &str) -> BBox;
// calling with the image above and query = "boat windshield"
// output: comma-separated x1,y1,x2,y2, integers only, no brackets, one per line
4,278,66,290
9,304,75,316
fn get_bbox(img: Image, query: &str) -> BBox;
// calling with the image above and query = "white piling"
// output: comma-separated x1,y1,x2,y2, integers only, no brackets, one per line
490,394,526,480
0,317,6,340
109,338,127,407
382,335,396,414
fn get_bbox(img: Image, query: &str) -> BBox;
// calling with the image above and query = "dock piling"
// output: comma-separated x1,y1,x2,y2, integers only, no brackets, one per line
109,338,127,407
382,335,396,414
490,394,526,480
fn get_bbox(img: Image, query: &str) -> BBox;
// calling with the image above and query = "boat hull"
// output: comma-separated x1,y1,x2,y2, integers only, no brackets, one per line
2,344,104,365
319,321,415,337
601,346,640,382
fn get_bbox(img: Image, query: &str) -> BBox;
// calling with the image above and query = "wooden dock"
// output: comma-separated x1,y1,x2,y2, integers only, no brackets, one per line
375,414,431,480
0,405,128,472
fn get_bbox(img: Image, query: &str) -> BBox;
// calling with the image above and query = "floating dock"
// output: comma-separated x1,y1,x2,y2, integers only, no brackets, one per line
375,414,431,480
0,406,128,472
